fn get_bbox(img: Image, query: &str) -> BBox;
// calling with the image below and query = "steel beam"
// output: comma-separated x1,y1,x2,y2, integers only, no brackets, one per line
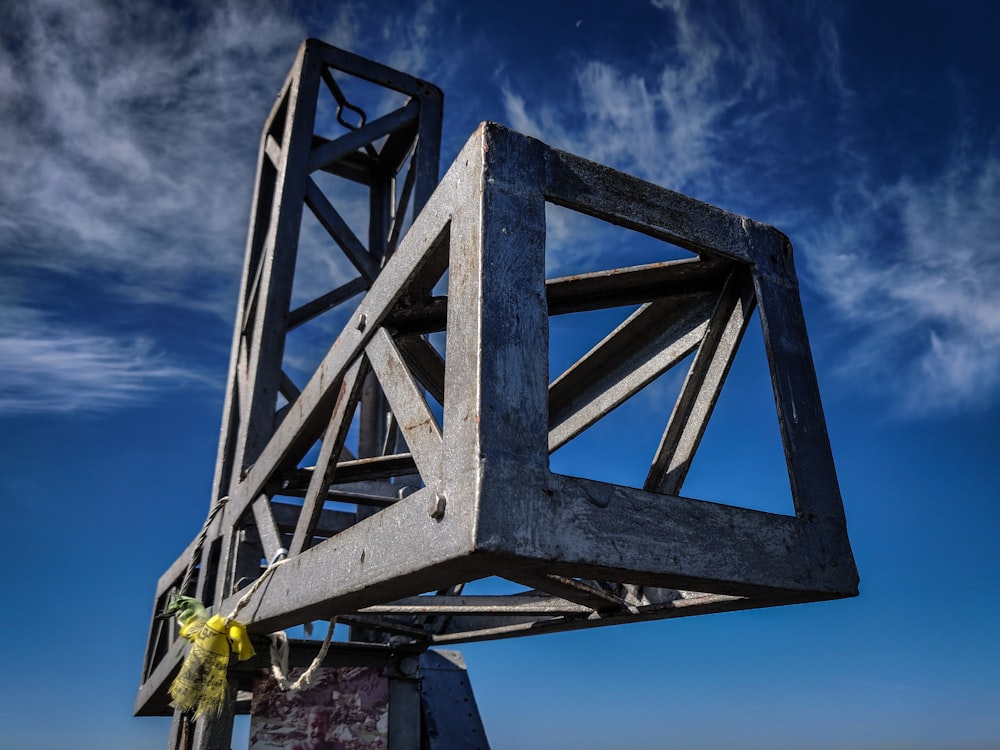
138,43,857,745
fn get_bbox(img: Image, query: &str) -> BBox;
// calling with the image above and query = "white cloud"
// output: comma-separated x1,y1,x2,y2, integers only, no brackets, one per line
0,306,211,415
807,151,1000,416
502,0,800,195
318,0,460,106
498,1,1000,418
0,0,463,415
0,0,311,416
0,0,458,305
5,0,995,420
499,1,762,272
0,0,305,309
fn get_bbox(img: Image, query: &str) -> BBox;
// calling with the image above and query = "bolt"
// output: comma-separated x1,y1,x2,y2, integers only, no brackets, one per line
356,313,367,332
428,492,447,520
398,656,419,677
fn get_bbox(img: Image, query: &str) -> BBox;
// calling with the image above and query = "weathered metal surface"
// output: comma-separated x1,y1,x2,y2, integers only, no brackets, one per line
646,267,757,493
138,40,857,747
547,292,717,450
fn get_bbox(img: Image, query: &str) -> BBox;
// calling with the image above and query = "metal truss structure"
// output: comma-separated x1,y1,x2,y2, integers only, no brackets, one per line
137,38,858,748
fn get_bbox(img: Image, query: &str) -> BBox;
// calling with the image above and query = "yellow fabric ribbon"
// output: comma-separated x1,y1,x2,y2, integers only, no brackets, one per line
169,615,255,717
190,615,256,661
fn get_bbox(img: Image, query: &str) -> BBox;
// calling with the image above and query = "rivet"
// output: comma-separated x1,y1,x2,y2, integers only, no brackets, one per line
428,492,447,520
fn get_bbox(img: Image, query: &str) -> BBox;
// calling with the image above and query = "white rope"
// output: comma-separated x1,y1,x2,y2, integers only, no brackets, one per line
222,552,336,692
225,554,287,622
268,618,337,692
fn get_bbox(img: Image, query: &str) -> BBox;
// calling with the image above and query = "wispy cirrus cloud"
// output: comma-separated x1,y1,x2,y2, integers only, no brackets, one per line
806,147,1000,416
500,0,1000,417
0,0,308,417
0,0,304,417
0,0,460,301
502,0,830,196
318,0,447,82
0,0,455,308
501,22,725,192
502,43,722,276
0,305,211,415
0,0,462,417
0,0,305,308
500,0,836,273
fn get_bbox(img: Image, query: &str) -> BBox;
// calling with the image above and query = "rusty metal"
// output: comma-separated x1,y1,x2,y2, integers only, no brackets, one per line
137,38,857,749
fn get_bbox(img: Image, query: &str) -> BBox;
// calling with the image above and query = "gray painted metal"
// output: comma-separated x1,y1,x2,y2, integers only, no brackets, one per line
420,651,490,750
137,38,444,747
388,671,422,750
137,39,857,748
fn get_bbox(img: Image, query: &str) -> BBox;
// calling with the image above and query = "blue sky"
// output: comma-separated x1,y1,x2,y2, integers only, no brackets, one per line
1,1,998,748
